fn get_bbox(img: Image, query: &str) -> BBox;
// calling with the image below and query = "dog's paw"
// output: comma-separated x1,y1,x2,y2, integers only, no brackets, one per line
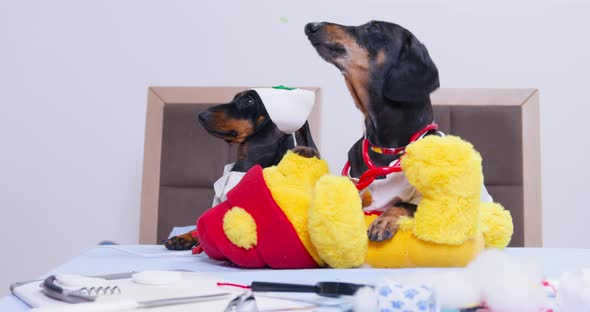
163,231,199,250
367,215,399,242
291,146,320,159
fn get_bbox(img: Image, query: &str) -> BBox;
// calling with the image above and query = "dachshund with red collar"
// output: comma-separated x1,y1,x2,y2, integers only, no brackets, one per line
305,21,493,242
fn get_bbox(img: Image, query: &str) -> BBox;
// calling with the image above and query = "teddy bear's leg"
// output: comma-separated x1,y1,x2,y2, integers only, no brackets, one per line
308,175,367,268
402,135,483,245
479,202,513,248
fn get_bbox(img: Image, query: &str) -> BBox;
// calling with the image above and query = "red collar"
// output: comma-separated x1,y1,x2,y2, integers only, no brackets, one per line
342,123,438,190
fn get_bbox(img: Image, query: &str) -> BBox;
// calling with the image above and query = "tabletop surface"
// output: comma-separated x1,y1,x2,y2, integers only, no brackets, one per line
3,245,590,311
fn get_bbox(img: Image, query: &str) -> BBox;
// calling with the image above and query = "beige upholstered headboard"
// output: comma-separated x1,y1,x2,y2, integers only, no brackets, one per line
430,89,541,247
139,88,541,247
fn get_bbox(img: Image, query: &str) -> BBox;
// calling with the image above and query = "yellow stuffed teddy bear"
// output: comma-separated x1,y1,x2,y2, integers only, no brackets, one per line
309,135,513,268
196,135,513,269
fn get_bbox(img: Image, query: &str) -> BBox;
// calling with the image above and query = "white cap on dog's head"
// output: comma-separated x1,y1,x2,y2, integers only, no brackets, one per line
253,86,315,134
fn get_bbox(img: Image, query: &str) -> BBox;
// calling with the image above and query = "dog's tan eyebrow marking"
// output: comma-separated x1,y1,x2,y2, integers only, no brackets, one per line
255,115,266,126
376,50,387,66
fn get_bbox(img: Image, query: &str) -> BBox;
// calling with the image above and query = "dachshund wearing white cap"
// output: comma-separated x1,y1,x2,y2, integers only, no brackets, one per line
165,88,319,250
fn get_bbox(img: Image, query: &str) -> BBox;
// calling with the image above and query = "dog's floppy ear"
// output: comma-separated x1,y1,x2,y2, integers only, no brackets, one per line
294,121,317,150
383,35,439,102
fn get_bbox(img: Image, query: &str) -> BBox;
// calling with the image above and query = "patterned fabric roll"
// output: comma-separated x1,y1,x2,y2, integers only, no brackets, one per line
376,281,438,312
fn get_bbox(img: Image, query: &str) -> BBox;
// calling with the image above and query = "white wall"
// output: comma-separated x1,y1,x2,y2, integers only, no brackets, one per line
1,0,589,296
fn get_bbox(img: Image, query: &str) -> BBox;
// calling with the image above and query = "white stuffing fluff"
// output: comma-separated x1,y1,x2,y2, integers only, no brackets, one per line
469,249,547,312
556,269,590,311
350,286,378,312
406,269,481,308
351,249,548,311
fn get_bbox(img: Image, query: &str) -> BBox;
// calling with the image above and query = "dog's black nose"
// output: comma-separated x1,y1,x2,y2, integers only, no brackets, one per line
198,111,212,122
305,22,321,35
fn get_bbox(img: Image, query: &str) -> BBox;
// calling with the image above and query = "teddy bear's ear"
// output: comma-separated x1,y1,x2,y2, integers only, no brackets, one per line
294,121,318,151
223,207,258,249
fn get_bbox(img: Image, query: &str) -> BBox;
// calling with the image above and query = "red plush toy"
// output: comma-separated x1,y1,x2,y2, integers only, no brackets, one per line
195,165,320,269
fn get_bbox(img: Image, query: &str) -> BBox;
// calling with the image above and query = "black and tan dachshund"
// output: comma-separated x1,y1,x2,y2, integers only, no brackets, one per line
198,90,319,170
305,21,440,242
164,90,319,250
